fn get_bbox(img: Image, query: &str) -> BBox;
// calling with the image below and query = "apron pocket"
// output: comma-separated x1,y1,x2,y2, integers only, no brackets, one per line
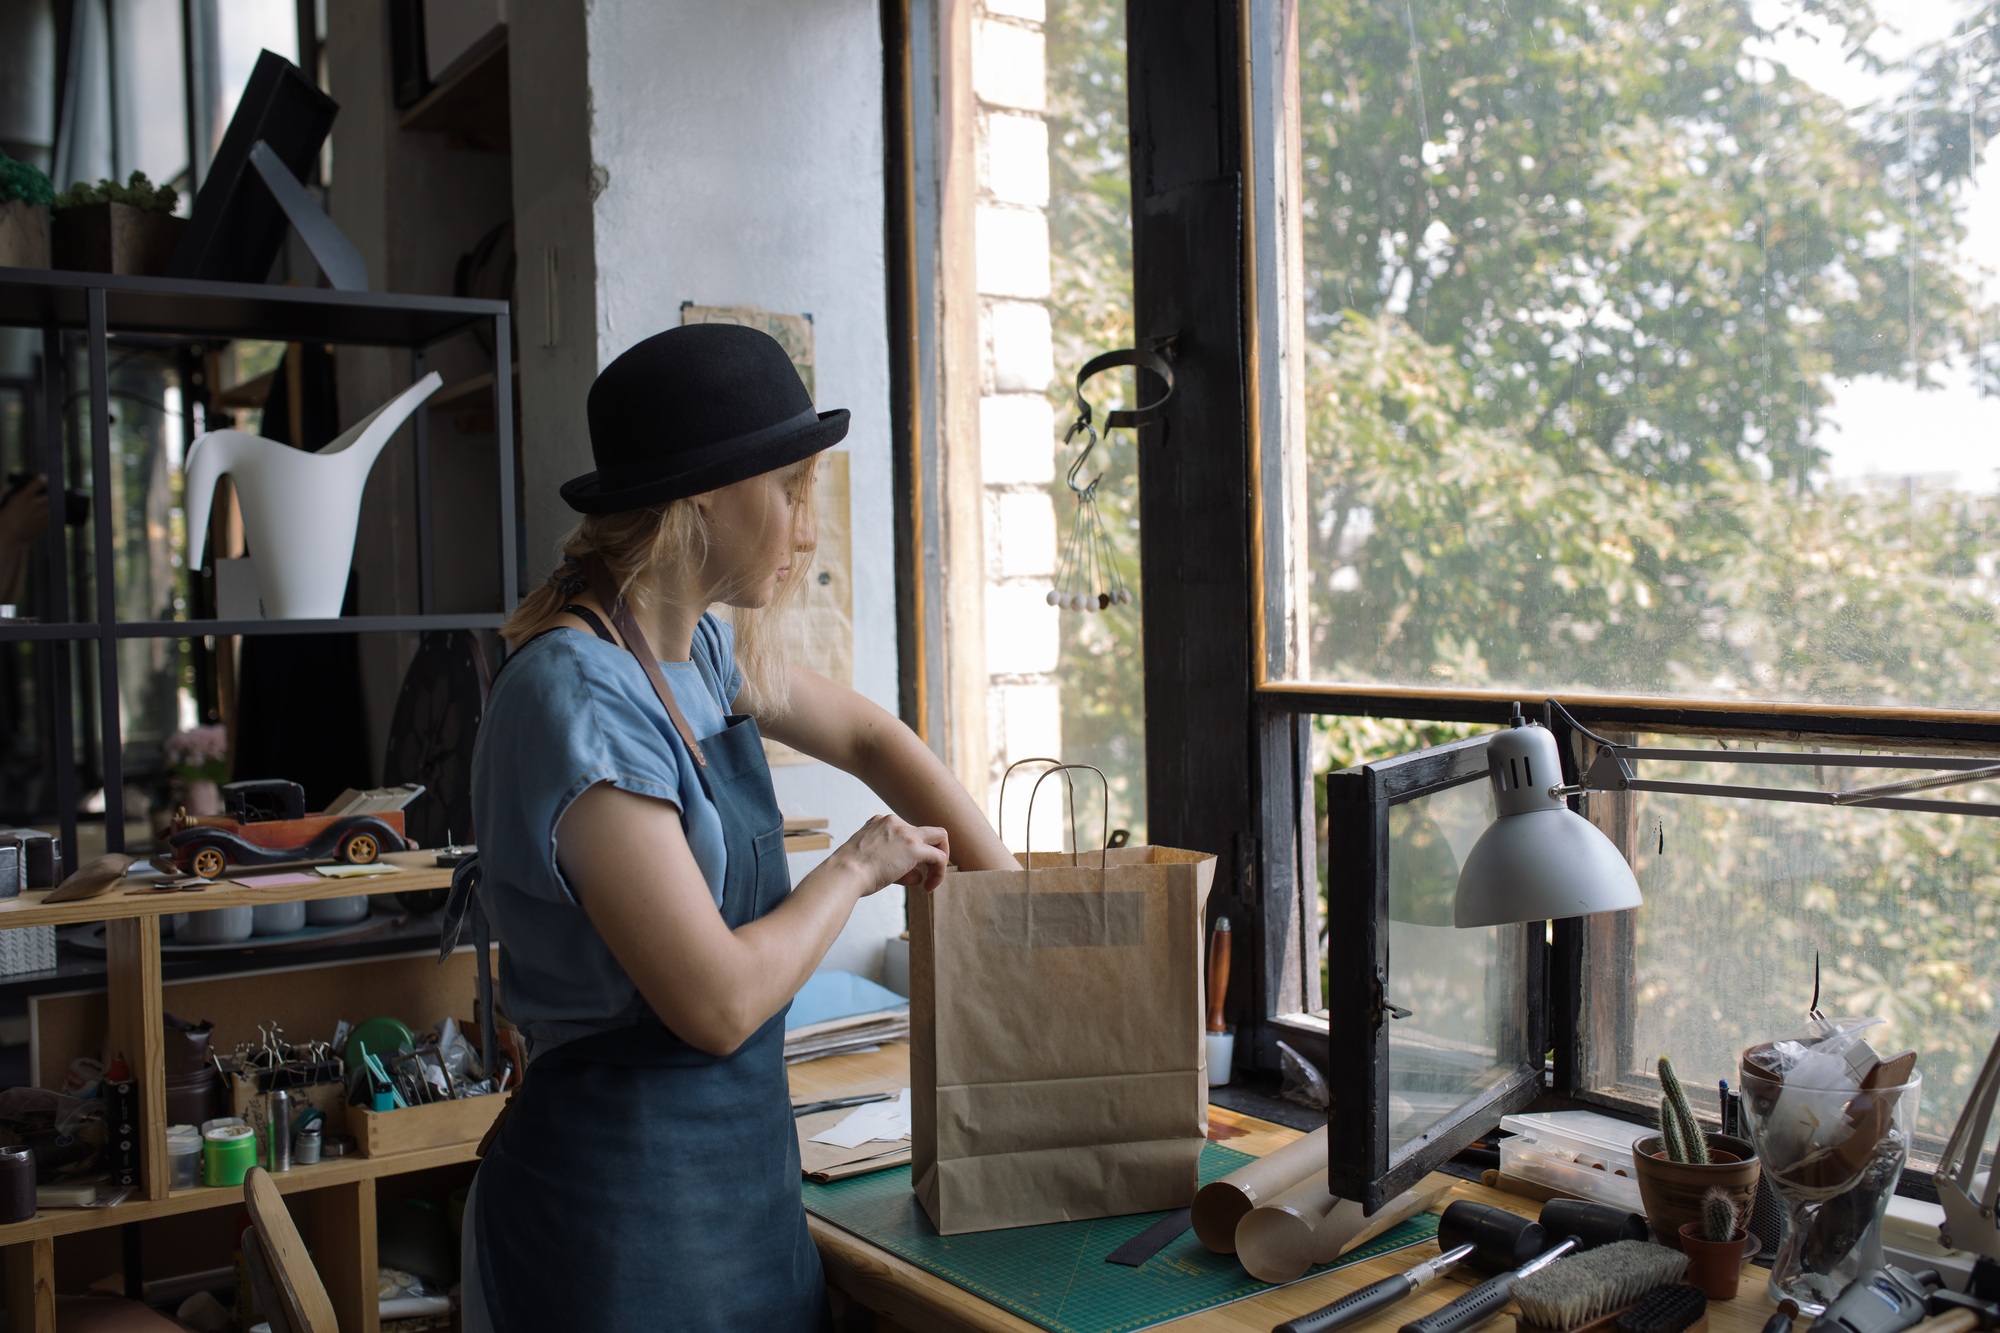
750,826,790,915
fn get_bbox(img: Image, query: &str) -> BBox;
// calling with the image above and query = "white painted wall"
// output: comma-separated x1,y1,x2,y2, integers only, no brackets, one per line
583,0,903,979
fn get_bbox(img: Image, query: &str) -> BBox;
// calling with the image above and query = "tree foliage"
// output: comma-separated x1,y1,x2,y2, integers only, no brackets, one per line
1296,0,2000,1145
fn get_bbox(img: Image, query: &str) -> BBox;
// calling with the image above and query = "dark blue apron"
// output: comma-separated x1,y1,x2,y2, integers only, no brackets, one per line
450,601,829,1331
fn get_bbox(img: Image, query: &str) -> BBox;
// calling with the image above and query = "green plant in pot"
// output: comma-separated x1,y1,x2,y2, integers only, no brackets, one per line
0,151,55,269
1632,1054,1762,1252
51,170,185,276
1678,1186,1755,1300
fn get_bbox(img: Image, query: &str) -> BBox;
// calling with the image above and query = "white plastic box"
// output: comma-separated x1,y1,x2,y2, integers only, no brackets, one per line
1499,1109,1648,1212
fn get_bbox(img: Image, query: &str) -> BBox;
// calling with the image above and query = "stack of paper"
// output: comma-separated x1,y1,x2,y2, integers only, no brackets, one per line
795,1081,912,1181
783,970,909,1065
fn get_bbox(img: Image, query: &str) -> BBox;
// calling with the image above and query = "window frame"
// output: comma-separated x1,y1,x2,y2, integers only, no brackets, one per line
1128,0,2000,1202
1322,733,1547,1210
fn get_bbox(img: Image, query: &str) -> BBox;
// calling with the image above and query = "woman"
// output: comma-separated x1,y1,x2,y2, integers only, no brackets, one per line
457,323,1015,1330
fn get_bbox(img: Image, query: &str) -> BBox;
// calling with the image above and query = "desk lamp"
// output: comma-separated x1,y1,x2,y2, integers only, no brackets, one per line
1939,1030,2000,1287
1454,700,2000,929
1454,706,1642,926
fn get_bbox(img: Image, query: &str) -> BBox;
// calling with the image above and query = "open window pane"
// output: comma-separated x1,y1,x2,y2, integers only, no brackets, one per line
1578,736,2000,1168
1326,735,1543,1208
1387,779,1534,1154
1290,0,2000,712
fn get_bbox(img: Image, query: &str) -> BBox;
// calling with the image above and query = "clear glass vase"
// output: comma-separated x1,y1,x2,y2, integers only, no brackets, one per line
1742,1070,1921,1314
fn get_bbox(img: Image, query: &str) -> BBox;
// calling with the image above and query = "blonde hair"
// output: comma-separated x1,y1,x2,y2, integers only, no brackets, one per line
501,456,817,716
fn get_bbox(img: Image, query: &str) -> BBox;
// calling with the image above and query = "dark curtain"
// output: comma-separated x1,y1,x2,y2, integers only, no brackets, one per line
229,344,372,811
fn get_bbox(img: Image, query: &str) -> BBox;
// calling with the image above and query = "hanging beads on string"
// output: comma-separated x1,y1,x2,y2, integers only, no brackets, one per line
1047,415,1133,612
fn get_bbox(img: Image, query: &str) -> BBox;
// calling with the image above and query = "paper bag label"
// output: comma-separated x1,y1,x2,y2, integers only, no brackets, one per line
985,890,1147,948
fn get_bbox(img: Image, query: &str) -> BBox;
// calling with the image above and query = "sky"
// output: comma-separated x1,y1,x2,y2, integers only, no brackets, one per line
1750,0,2000,492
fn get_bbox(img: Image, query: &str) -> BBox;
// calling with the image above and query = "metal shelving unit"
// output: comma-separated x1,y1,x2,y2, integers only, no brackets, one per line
0,267,518,876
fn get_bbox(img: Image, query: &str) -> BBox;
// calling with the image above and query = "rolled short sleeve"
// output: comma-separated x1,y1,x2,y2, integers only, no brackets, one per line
473,633,691,906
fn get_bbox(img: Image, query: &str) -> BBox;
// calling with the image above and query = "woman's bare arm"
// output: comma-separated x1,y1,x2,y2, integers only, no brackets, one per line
760,666,1016,872
557,784,947,1056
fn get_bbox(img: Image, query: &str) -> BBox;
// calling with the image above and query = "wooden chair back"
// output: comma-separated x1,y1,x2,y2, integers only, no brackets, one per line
243,1167,339,1332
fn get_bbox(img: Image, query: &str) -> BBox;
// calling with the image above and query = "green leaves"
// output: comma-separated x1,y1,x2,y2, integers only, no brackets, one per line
54,171,179,215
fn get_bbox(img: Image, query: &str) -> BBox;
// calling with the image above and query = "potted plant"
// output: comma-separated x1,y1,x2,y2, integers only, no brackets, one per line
1632,1054,1762,1250
51,172,184,277
0,152,54,269
1679,1187,1756,1300
164,724,230,817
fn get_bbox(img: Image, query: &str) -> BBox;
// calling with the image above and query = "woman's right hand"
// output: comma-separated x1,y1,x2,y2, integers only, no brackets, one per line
831,813,950,897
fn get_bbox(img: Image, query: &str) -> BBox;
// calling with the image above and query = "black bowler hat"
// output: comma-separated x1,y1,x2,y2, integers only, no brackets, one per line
560,323,849,514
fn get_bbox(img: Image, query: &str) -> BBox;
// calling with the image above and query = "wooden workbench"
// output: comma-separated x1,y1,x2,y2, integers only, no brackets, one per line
790,1045,1786,1333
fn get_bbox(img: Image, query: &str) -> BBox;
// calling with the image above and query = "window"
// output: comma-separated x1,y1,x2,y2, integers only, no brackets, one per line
902,0,1145,849
1242,0,2000,1198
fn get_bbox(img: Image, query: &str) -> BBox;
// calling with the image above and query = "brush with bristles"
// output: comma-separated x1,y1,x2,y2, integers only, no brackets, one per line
1512,1242,1689,1333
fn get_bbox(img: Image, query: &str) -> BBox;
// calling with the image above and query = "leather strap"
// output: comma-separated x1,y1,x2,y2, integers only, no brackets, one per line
580,555,709,768
559,603,617,644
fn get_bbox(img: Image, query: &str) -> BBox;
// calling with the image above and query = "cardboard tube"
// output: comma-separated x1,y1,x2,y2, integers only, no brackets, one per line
1192,1124,1329,1252
1235,1176,1444,1285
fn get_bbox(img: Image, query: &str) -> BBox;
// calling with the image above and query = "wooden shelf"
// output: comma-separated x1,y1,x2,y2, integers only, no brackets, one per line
0,1140,480,1246
0,822,832,1328
398,28,510,151
0,851,452,931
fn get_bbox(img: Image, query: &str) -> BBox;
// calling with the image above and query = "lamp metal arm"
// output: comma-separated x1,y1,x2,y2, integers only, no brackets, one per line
1548,746,2000,819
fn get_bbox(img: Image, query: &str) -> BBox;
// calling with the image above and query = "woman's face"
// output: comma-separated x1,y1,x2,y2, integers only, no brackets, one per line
697,459,817,608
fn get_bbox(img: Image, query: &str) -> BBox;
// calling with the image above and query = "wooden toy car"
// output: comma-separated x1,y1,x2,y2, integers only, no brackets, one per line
167,780,425,880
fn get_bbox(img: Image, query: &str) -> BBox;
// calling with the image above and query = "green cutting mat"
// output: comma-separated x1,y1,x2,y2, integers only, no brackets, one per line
803,1143,1441,1333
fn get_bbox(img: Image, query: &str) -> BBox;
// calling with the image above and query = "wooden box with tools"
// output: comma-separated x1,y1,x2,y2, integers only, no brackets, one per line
351,1093,505,1157
228,1072,348,1139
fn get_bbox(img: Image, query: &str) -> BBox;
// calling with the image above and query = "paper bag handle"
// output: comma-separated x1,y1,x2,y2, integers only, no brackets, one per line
1001,761,1113,943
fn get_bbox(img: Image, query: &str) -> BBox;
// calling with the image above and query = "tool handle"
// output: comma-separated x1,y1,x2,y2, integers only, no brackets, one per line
1206,919,1232,1032
1399,1273,1517,1333
1908,1313,1980,1333
1275,1275,1415,1333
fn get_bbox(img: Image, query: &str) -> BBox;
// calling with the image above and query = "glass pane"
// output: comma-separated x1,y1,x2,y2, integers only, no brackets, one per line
1386,774,1532,1156
989,0,1145,847
1048,0,1142,840
1292,0,2000,711
1579,736,2000,1168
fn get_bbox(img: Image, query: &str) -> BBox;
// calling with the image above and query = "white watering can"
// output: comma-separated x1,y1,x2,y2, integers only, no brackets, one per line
185,372,442,620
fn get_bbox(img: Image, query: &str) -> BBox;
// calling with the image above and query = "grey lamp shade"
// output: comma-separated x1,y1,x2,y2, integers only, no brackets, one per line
1454,718,1643,927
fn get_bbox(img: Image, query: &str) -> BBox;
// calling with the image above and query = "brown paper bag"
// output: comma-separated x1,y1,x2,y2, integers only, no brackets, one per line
911,844,1216,1234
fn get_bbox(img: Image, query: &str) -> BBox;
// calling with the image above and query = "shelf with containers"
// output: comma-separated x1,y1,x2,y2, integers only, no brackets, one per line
0,266,518,1332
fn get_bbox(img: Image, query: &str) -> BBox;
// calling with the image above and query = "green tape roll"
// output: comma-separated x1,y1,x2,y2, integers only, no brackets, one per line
203,1125,257,1187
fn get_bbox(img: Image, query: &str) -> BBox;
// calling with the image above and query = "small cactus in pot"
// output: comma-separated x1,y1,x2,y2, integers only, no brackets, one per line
1701,1187,1740,1243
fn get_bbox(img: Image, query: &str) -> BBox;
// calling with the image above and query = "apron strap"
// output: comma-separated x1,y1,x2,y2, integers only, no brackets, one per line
441,857,514,1104
580,555,709,768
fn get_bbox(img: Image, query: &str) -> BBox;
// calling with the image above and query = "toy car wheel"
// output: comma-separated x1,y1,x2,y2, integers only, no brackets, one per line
340,832,380,866
189,845,228,880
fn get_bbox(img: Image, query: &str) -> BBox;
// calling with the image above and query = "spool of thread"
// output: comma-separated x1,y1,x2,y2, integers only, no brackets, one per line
0,1146,33,1223
203,1124,257,1187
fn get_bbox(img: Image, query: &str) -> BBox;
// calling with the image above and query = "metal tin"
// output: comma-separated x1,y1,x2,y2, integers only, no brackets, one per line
268,1090,292,1171
0,1146,33,1223
293,1126,321,1166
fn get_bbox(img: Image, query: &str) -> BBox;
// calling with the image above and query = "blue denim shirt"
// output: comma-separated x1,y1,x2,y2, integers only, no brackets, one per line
470,613,740,1047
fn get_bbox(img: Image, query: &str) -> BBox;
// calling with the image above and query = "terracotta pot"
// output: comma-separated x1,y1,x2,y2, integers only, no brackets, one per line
1678,1221,1759,1299
1632,1132,1761,1251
